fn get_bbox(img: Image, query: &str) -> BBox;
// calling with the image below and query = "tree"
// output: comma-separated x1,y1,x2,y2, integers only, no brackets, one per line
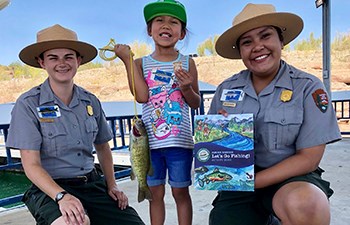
332,32,350,51
294,32,322,51
129,41,152,58
197,35,219,56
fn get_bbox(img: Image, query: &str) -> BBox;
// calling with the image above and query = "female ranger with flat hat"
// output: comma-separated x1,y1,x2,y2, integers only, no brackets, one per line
208,3,341,225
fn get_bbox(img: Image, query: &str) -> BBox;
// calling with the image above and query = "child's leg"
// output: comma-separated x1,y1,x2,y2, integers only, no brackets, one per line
147,149,167,225
149,185,166,225
166,147,193,225
172,186,193,225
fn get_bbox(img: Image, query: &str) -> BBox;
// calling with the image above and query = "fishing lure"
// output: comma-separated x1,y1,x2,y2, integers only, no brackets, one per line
99,38,134,61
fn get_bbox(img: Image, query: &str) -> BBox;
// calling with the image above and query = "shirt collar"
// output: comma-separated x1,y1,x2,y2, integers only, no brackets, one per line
39,79,91,107
39,79,55,105
273,60,294,90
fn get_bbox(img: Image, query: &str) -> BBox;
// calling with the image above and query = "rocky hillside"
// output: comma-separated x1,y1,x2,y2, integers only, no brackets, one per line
0,50,349,104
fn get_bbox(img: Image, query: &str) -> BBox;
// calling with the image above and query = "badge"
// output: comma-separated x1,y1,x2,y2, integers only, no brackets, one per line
87,105,94,116
312,89,328,113
280,90,293,102
37,105,61,119
223,102,237,107
220,89,244,102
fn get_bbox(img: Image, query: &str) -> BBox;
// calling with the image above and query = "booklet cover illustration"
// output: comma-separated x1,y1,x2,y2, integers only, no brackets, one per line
193,114,254,191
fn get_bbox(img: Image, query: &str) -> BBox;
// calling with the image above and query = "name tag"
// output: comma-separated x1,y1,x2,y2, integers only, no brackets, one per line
37,105,61,119
220,89,244,102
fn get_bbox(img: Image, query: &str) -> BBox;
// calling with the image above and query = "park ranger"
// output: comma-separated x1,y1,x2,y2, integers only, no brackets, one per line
208,3,341,225
6,24,145,225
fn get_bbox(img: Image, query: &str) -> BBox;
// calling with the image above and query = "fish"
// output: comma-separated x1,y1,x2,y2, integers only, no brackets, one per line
198,168,232,187
194,166,209,174
129,117,153,202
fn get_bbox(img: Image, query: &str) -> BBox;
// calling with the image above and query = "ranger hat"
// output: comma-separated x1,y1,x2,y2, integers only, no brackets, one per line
19,24,97,68
215,3,303,59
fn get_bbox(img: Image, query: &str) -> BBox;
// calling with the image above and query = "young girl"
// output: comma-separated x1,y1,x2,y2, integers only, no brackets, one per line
115,1,200,224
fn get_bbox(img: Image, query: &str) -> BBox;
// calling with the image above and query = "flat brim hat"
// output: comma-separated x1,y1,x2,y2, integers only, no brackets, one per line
0,0,10,10
144,0,187,25
19,24,97,68
215,3,304,59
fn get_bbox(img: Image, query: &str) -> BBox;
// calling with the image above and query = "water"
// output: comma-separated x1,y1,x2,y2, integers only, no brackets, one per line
0,171,31,208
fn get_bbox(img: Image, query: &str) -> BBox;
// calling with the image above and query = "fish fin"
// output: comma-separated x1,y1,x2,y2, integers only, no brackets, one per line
198,179,204,187
130,170,136,180
147,152,154,176
138,186,153,203
148,165,154,176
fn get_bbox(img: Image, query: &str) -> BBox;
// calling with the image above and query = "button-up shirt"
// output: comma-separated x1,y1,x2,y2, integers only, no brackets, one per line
208,60,341,168
6,79,113,178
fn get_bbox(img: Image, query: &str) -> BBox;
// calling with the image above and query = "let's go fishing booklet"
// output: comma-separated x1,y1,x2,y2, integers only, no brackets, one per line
193,114,254,192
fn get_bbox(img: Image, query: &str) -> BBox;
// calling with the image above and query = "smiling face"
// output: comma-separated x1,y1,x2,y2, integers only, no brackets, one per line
148,15,185,49
38,48,81,86
238,26,283,80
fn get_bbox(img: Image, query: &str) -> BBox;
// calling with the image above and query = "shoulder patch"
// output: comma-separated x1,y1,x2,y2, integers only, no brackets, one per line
312,89,328,113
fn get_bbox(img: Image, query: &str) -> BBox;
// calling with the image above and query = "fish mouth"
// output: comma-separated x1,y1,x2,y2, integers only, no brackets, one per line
132,126,142,137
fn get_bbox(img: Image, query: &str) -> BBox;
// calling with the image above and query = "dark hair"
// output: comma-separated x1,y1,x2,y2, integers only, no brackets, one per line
235,26,284,54
273,26,284,42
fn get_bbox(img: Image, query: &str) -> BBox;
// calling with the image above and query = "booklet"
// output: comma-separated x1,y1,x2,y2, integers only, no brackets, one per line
193,114,254,191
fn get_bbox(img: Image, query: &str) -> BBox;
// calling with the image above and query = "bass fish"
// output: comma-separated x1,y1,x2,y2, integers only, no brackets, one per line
129,117,153,202
198,168,232,187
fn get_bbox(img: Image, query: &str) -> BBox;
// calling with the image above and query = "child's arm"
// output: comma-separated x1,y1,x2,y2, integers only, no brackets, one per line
175,57,201,109
114,44,149,103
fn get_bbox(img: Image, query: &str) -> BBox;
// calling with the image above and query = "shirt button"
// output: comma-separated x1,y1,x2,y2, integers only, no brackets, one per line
77,140,81,144
281,119,286,124
48,132,53,136
77,153,81,156
73,125,77,128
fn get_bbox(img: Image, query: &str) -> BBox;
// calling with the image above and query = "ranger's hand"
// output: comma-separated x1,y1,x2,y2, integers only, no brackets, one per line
108,185,129,210
58,193,86,225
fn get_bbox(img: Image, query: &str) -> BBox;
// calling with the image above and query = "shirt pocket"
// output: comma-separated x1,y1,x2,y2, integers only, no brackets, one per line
263,105,303,151
41,122,68,157
84,116,98,143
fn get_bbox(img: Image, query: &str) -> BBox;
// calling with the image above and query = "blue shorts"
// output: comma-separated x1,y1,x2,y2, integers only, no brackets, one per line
147,147,193,188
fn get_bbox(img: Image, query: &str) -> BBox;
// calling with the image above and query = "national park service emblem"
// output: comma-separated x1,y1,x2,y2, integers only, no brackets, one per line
312,89,328,113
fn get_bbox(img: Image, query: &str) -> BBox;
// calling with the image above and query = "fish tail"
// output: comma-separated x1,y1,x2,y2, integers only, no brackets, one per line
198,179,204,187
130,170,136,180
138,186,153,203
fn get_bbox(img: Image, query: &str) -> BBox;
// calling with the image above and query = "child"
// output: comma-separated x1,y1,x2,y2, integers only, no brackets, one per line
115,1,200,224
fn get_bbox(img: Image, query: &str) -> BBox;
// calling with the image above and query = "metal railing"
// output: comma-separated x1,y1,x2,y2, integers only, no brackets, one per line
1,90,349,206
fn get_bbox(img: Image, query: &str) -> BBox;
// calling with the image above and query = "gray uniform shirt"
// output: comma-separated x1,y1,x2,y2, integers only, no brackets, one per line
208,60,341,168
6,79,113,178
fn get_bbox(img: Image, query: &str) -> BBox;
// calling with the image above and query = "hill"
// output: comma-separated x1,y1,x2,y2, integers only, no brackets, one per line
0,50,349,104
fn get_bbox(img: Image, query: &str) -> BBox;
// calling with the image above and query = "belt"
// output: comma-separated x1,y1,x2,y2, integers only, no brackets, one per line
54,169,101,186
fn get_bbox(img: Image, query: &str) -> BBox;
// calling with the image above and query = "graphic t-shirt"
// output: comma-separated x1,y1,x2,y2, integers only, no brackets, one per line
142,54,194,150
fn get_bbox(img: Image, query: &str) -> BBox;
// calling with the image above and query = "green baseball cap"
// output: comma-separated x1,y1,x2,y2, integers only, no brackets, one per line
144,0,187,25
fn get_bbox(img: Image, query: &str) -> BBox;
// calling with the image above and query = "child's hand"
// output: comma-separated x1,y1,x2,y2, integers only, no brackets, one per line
114,44,132,62
175,69,193,90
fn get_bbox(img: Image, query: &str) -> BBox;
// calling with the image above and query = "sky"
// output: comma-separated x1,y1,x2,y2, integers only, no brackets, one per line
0,0,349,66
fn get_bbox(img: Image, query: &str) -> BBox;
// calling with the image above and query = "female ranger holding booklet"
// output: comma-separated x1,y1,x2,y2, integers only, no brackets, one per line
208,3,341,225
